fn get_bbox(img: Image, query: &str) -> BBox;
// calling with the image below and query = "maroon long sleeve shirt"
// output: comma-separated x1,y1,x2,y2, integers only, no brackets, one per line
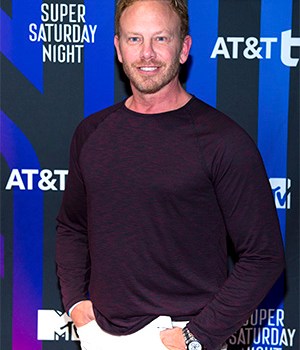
56,96,285,350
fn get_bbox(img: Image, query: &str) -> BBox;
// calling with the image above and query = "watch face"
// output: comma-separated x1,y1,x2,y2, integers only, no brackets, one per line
188,340,202,350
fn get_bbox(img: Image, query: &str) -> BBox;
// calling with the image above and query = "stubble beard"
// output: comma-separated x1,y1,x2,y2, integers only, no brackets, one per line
122,56,181,94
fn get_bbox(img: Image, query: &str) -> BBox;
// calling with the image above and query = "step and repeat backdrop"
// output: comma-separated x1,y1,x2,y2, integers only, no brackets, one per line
0,0,299,349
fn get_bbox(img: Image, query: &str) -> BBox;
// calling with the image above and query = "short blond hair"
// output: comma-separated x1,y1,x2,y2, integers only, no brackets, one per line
115,0,189,41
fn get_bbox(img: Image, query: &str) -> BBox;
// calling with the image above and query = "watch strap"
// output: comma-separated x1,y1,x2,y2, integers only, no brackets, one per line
182,326,206,350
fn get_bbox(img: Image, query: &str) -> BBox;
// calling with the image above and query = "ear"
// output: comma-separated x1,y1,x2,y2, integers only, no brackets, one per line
114,35,123,63
179,35,192,64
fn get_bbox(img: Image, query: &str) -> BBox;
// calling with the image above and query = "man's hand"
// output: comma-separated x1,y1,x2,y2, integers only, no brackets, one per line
70,300,95,328
160,327,186,350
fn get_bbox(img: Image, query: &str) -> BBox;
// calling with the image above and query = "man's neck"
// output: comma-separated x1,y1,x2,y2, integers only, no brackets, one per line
125,83,192,114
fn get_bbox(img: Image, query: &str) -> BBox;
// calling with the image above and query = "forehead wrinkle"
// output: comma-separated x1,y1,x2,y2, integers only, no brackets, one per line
123,29,174,36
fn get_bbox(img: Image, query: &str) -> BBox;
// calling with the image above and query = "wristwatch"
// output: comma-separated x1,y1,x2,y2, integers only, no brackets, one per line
182,326,206,350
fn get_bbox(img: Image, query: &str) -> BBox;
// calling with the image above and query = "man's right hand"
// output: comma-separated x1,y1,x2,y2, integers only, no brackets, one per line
70,300,96,328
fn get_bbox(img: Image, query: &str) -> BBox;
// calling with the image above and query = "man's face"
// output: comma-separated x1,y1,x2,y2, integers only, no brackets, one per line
114,0,191,94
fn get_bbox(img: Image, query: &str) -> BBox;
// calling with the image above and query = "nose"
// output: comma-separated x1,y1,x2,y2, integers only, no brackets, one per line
140,39,156,60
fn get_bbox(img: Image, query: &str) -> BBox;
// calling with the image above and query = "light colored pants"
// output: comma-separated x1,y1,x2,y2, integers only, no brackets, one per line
76,315,228,350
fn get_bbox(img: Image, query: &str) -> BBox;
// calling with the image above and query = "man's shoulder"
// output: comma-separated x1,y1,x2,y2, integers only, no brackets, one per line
80,101,124,129
70,101,124,153
187,97,258,161
187,96,251,140
74,101,124,138
187,97,236,129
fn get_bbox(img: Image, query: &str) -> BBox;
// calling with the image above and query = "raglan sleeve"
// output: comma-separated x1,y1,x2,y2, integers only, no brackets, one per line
55,122,91,313
187,120,285,350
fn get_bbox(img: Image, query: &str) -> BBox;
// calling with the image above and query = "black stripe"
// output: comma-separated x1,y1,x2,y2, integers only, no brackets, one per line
0,0,12,16
217,0,261,142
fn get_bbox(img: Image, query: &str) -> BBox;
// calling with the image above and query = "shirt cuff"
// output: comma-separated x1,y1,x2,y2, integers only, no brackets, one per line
68,301,85,317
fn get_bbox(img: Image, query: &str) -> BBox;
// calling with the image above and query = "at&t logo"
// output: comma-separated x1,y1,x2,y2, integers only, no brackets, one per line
211,30,300,67
5,168,68,191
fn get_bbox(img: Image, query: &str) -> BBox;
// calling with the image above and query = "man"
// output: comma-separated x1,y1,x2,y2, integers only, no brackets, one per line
56,1,285,349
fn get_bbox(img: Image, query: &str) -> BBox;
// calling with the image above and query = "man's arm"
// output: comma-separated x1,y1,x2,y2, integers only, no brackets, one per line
56,125,91,315
186,124,285,350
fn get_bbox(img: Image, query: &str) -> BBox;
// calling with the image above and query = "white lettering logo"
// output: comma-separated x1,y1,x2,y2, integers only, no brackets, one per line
29,4,98,63
281,30,300,67
269,178,292,209
5,169,68,191
229,308,297,347
211,30,300,67
37,310,79,341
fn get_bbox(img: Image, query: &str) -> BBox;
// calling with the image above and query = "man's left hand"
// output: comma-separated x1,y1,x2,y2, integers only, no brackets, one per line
160,327,186,350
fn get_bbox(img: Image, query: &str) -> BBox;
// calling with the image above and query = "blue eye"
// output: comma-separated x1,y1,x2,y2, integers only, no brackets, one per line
128,37,140,43
156,36,167,42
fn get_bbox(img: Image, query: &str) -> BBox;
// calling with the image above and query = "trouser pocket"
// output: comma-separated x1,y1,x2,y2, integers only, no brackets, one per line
76,320,103,350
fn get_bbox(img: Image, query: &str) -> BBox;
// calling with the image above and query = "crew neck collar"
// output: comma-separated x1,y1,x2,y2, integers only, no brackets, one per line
122,95,195,117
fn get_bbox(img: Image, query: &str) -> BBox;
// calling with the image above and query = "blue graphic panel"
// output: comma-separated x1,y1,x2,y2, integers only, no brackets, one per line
84,1,115,116
186,0,219,107
256,1,292,349
258,1,292,182
0,112,43,350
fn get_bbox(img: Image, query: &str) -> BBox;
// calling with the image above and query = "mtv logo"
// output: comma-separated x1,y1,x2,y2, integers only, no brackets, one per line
269,178,291,209
37,309,79,341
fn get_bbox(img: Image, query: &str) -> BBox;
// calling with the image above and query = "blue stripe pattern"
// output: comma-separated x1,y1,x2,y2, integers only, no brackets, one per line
84,1,115,116
186,0,219,107
258,0,292,242
256,1,292,349
0,112,43,350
